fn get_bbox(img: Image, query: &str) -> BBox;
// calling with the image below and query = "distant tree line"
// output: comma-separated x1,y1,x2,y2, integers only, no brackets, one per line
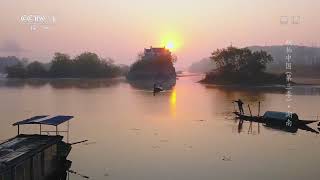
0,56,27,73
6,52,129,78
249,45,320,77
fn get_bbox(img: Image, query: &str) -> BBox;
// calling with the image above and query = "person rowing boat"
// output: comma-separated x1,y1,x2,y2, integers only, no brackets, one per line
234,99,244,114
153,83,163,96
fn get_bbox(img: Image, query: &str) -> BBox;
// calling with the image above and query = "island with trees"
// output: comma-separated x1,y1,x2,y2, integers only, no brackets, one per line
126,47,176,89
5,52,128,79
200,46,286,85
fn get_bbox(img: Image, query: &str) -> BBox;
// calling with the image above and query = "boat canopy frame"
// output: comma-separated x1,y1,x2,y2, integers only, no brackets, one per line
12,115,73,142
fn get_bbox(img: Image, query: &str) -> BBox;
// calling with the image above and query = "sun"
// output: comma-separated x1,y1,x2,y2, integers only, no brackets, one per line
166,41,175,51
161,32,181,52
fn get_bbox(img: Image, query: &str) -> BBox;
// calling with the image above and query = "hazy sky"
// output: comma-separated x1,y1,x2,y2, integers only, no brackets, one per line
0,0,320,68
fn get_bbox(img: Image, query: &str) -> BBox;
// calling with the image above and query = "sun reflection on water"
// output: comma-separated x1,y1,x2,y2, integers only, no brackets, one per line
170,88,177,118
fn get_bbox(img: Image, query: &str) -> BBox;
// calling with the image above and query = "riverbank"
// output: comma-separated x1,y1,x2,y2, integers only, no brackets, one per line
199,71,287,86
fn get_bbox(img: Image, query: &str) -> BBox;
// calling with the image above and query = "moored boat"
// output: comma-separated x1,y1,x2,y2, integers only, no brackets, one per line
0,115,73,180
234,111,318,134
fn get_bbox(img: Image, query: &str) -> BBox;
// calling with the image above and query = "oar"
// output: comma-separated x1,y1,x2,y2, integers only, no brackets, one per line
70,140,88,145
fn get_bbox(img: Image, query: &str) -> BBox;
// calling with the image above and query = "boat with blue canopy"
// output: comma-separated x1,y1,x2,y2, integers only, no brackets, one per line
0,115,74,180
232,100,318,134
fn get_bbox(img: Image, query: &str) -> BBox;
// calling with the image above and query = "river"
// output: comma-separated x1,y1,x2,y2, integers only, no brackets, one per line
0,75,320,180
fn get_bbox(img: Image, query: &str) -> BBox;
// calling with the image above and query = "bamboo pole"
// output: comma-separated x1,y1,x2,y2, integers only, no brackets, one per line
248,104,252,117
258,101,261,117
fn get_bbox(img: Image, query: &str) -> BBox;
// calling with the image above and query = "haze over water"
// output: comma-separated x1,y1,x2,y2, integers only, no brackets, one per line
1,0,320,68
1,76,320,180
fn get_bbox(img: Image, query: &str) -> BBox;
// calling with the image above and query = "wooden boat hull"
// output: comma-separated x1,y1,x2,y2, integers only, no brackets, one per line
233,111,319,134
57,141,72,159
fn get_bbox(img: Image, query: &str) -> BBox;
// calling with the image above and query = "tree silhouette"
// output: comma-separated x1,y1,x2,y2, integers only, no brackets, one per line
203,46,285,84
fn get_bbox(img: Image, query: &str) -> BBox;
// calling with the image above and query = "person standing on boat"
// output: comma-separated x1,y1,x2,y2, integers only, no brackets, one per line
234,99,244,114
153,83,157,96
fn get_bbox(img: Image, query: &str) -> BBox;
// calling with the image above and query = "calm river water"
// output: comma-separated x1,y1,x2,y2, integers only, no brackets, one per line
1,75,320,180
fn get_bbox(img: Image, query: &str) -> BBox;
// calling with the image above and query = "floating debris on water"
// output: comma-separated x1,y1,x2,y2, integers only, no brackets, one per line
193,119,206,122
129,128,141,135
160,139,169,143
183,144,193,149
130,128,141,131
104,168,110,176
222,155,232,161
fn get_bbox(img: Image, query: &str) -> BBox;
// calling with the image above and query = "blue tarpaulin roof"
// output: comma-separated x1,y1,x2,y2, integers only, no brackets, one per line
12,115,48,126
263,111,289,120
263,111,298,121
13,115,73,126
